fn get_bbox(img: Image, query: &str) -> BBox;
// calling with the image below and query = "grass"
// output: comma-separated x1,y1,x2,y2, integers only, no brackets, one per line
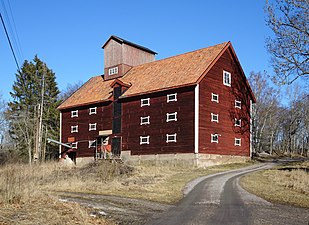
240,160,309,208
45,160,254,203
0,160,253,224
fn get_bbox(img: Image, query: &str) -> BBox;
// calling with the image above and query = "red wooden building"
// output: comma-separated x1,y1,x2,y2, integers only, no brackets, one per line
58,35,255,166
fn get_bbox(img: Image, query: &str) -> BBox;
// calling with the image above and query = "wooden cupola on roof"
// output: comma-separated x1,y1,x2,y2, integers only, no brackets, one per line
102,35,157,80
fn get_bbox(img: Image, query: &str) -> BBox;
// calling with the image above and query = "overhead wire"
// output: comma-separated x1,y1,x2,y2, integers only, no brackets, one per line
6,0,23,61
0,12,20,70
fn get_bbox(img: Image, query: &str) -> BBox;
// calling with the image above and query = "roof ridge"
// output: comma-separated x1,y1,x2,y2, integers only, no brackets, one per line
122,41,229,79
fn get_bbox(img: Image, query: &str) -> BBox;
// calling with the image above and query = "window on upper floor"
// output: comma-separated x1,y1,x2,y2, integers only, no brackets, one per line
71,142,78,149
71,125,78,133
167,93,177,103
89,107,97,115
140,136,150,145
166,133,177,143
235,118,241,127
211,93,219,103
211,113,219,123
71,110,78,118
235,138,241,146
140,116,150,125
235,100,241,109
89,123,97,131
166,112,177,122
141,98,150,107
88,140,96,148
108,66,118,75
211,133,219,143
223,71,231,86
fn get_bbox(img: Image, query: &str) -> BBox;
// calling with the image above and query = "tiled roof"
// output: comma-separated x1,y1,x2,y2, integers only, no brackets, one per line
121,42,228,98
58,42,229,109
57,76,113,110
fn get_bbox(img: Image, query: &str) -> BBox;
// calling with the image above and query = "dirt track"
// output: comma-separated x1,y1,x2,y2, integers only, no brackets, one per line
58,163,309,225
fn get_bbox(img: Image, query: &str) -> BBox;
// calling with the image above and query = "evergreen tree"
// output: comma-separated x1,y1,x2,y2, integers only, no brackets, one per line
8,56,60,163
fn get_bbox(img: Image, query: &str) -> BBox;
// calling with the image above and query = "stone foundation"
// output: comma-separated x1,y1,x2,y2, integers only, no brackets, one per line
121,151,250,168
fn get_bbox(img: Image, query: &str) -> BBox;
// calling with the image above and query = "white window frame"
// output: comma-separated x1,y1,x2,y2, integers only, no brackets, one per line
141,98,150,107
211,113,219,123
108,66,118,75
71,110,78,118
211,93,219,103
223,71,231,86
71,125,78,133
166,133,177,143
235,100,241,109
89,123,97,131
88,140,96,148
166,112,177,122
235,118,242,127
89,107,97,115
140,136,150,145
167,93,177,103
140,116,150,125
235,138,241,146
211,134,219,143
71,142,78,149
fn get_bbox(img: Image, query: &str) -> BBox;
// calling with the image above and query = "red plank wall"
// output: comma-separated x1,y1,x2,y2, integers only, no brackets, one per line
199,48,252,156
121,86,195,155
61,102,113,157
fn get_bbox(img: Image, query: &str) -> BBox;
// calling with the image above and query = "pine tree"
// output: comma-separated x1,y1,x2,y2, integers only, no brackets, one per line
8,56,60,163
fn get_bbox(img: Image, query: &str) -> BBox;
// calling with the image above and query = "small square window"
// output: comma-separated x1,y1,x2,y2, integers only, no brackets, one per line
89,140,96,148
89,107,97,115
141,98,150,107
166,112,177,122
71,142,78,149
167,93,177,102
140,136,150,145
71,110,78,118
71,125,78,133
140,116,150,125
235,100,241,109
223,71,231,86
108,67,118,75
89,123,97,131
235,119,241,127
166,133,177,143
235,138,241,146
211,113,219,123
211,93,219,103
211,134,219,143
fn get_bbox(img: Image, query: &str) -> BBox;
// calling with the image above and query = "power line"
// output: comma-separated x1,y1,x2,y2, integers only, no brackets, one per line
0,12,20,71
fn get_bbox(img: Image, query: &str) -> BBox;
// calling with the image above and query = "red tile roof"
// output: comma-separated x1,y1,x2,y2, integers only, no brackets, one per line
58,42,230,110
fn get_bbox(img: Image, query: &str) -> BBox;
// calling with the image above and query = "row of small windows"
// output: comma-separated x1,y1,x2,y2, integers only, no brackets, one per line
210,113,242,127
71,123,97,133
141,93,177,107
211,134,241,146
211,93,242,109
71,107,97,118
140,112,177,125
140,133,177,145
70,141,96,149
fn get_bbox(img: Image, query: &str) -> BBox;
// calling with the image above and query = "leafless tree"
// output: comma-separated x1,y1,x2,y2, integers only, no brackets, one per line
265,0,309,84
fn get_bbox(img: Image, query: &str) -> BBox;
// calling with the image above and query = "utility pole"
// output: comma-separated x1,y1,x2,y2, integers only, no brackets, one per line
34,67,45,163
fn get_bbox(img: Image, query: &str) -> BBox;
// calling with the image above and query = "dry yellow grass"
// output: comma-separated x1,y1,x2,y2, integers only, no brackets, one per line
241,161,309,208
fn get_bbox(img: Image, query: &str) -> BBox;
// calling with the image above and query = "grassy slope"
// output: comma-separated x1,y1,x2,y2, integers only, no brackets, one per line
240,160,309,208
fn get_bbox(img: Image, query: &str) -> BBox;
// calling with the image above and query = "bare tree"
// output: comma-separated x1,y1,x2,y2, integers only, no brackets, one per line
249,71,281,154
58,81,84,102
265,0,309,84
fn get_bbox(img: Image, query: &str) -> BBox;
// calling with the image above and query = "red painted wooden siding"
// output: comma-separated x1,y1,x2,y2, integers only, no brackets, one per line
121,87,195,155
199,48,252,156
61,102,113,157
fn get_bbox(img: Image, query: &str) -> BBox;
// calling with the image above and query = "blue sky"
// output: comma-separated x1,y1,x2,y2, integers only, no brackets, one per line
1,0,273,101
